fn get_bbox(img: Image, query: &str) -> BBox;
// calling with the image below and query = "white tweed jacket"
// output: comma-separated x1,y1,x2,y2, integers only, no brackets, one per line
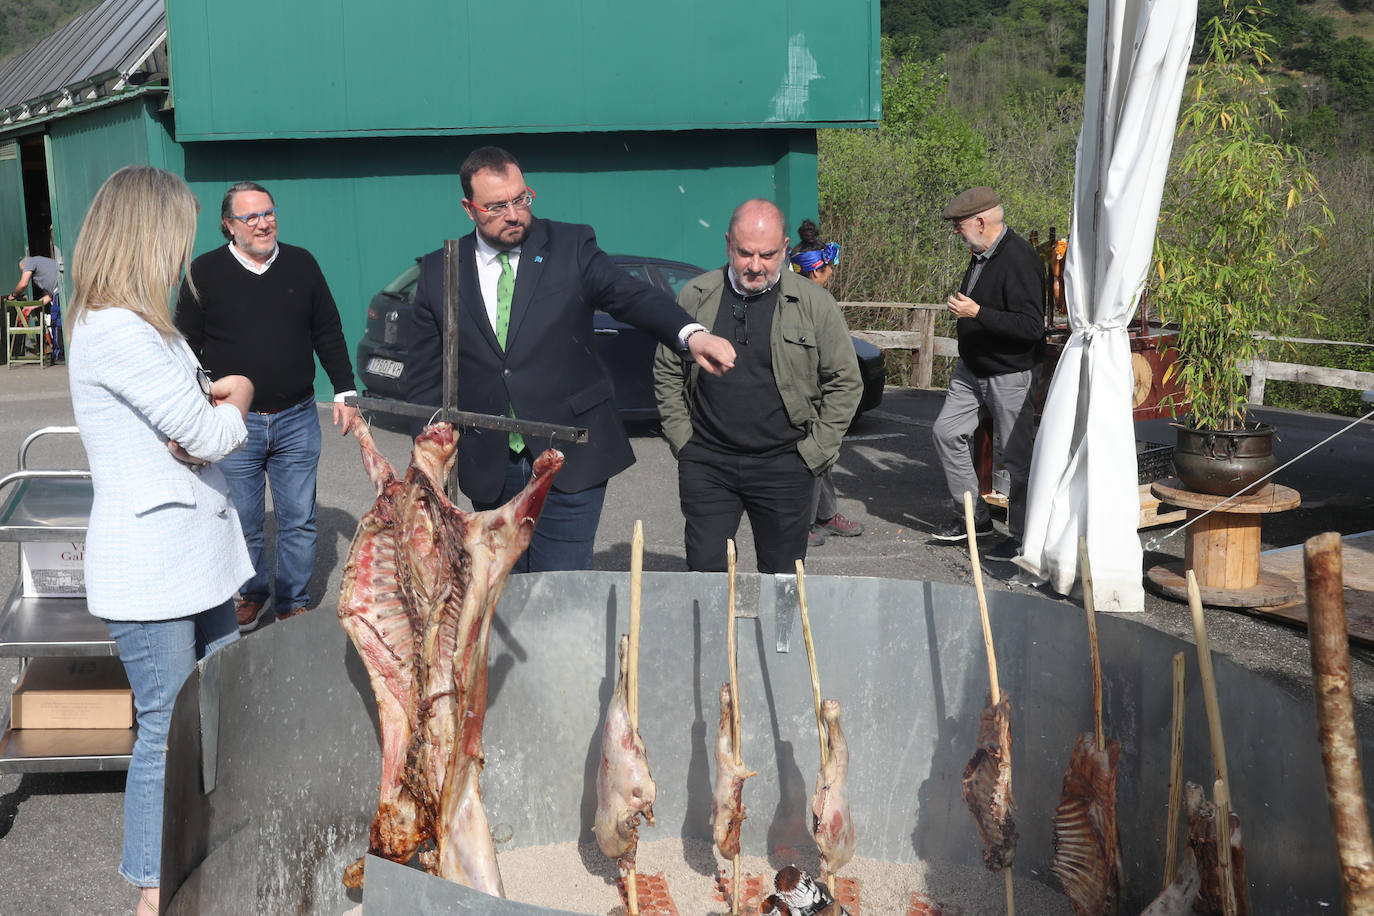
68,306,254,621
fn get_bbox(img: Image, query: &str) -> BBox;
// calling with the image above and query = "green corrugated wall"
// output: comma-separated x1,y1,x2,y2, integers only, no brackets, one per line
167,0,881,140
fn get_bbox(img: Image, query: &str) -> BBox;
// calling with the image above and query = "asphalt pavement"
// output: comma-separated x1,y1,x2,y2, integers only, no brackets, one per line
1,364,1372,914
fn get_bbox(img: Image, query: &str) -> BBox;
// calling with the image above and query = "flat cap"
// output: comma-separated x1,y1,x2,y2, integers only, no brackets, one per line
942,186,1000,221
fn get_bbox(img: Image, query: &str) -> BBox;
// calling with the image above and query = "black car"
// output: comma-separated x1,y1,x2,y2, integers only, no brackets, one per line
355,255,885,422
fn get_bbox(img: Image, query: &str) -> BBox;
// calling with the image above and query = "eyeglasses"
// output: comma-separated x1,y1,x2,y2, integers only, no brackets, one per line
731,301,748,345
227,208,278,227
195,367,214,405
471,189,536,216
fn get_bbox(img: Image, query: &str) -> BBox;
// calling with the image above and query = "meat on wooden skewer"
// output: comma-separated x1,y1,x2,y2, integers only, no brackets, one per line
810,699,856,878
961,690,1018,870
337,420,563,894
711,682,757,859
1050,732,1123,915
1185,782,1251,916
1050,734,1123,914
593,634,658,866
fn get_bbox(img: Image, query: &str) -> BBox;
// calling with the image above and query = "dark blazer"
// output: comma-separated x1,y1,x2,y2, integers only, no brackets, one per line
955,227,1045,377
404,217,694,501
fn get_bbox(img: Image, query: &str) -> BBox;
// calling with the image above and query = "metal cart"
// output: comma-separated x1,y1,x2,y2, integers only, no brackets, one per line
0,427,131,773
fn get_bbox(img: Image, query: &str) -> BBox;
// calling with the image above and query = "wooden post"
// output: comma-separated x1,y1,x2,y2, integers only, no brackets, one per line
1304,531,1374,912
907,307,936,389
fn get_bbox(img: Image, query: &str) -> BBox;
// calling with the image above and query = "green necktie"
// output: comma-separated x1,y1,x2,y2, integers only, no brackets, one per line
495,252,524,454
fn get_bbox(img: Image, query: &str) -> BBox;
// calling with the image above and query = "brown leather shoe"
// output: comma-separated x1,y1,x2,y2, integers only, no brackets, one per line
276,606,308,622
236,598,266,633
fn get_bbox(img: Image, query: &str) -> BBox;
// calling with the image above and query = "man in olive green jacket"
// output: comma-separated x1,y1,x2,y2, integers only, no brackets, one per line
653,198,862,573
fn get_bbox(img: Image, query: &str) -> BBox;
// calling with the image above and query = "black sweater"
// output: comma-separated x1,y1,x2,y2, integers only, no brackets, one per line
956,227,1045,377
175,243,355,412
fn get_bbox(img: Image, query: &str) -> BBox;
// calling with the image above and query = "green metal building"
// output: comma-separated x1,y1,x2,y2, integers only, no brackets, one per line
0,0,880,396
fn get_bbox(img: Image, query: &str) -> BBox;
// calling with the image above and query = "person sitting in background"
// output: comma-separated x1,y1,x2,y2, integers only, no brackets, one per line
790,219,864,547
67,165,255,916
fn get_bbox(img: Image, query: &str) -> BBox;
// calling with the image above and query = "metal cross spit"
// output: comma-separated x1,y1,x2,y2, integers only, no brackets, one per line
345,239,588,494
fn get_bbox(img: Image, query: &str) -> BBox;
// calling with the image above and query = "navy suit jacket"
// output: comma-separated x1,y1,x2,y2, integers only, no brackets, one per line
404,217,694,501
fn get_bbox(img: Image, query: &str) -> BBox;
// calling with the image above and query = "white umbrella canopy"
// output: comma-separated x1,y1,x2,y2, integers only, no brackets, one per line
1015,0,1196,608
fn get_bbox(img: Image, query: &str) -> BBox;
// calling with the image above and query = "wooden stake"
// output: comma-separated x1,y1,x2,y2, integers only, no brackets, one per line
1165,652,1186,890
1215,778,1237,916
1186,570,1231,792
1304,531,1374,910
629,520,643,729
1077,537,1105,752
626,520,644,916
965,492,1012,916
726,539,741,916
795,560,828,770
964,492,1000,702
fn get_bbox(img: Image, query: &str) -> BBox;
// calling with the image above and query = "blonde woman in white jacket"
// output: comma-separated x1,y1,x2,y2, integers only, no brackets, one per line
67,166,255,916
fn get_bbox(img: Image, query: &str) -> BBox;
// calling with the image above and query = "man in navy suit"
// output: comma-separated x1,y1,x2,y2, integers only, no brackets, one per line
405,146,736,572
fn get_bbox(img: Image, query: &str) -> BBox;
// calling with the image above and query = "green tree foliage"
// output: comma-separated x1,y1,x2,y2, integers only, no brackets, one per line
817,40,991,307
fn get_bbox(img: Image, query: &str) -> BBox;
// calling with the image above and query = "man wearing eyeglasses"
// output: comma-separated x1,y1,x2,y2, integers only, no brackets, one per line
652,199,862,574
405,146,736,573
175,181,359,632
931,186,1045,557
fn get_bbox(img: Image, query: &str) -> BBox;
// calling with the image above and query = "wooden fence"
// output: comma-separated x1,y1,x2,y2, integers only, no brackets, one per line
843,301,1374,403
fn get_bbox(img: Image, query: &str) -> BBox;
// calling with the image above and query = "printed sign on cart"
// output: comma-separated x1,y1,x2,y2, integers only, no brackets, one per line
20,540,85,597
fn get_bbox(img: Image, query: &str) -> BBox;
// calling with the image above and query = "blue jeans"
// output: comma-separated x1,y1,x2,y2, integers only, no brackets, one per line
219,398,321,611
472,452,606,573
105,601,238,887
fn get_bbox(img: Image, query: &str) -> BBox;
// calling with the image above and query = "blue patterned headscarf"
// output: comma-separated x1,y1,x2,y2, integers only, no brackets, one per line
789,241,840,275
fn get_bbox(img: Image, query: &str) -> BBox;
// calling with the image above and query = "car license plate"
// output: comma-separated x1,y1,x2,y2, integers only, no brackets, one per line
367,357,404,379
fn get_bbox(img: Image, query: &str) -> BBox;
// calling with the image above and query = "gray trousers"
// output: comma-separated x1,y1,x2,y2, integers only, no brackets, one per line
810,469,838,524
932,360,1038,537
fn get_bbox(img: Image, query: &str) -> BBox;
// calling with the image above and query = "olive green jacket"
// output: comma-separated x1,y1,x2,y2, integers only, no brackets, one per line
652,268,862,474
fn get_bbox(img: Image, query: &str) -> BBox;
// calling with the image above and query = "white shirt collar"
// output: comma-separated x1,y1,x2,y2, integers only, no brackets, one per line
474,232,520,267
228,241,280,275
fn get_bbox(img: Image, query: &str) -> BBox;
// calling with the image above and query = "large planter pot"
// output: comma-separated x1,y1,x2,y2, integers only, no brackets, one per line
1172,422,1277,496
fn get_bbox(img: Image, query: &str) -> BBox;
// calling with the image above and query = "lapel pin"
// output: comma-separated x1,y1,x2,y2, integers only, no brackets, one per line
534,255,543,263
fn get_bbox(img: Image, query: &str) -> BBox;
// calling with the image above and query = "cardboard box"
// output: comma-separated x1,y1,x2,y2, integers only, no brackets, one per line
11,657,132,729
20,540,86,598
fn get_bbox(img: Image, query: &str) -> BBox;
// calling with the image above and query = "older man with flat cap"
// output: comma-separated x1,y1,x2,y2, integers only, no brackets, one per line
930,187,1044,554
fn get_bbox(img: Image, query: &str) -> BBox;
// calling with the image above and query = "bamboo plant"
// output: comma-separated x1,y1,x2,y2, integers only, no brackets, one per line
1153,0,1331,431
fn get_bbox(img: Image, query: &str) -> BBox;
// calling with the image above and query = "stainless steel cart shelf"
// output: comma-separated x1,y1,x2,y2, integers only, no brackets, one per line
0,427,129,774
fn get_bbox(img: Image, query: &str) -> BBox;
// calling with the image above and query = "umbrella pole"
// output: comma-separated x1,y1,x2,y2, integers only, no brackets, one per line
964,493,1012,916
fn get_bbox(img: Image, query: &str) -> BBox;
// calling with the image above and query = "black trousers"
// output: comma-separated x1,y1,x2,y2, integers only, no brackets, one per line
677,443,815,574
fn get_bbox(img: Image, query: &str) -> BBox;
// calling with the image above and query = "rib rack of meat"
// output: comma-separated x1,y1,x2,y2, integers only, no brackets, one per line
711,682,757,859
593,634,657,866
337,419,563,895
810,699,856,879
1050,732,1124,916
961,690,1018,870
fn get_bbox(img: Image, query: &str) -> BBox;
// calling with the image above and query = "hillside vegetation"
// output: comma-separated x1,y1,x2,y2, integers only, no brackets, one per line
827,0,1374,415
0,0,101,67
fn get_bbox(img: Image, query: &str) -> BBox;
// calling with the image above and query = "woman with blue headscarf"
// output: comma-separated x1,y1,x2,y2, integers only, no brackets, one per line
790,220,864,547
